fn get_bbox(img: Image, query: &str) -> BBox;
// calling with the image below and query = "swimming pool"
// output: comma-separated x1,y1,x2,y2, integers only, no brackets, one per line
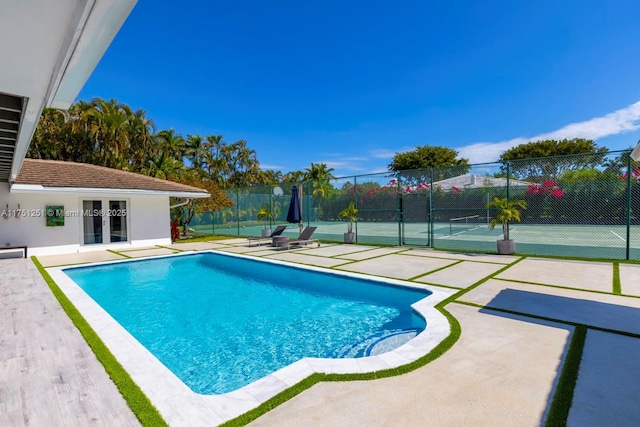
64,252,430,394
49,251,454,424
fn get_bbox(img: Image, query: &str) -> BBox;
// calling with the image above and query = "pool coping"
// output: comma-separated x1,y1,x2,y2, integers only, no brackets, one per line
47,250,457,426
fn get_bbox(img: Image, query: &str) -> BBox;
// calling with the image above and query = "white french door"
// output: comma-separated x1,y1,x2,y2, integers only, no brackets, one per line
82,199,128,245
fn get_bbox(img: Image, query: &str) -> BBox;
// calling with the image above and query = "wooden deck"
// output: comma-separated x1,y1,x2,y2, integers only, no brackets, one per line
0,258,140,426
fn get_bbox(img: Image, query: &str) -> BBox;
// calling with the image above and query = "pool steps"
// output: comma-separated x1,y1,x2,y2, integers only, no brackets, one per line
338,328,421,358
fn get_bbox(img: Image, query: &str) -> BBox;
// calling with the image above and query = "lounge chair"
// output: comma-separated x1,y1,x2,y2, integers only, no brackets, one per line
287,226,318,248
247,225,287,246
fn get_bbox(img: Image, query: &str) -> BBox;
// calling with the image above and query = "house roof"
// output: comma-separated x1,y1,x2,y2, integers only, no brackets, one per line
11,159,209,198
433,173,530,190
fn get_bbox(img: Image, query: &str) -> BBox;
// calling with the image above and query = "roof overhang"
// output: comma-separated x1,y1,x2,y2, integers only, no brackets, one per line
632,142,640,161
0,0,137,182
9,184,210,199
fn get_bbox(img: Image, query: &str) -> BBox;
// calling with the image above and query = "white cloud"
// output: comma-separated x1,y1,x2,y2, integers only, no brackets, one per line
259,163,285,170
369,147,412,159
369,167,391,174
457,138,527,164
322,161,367,171
458,101,640,164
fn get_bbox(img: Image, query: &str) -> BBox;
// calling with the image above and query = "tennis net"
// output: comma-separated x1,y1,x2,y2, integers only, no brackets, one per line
449,214,481,235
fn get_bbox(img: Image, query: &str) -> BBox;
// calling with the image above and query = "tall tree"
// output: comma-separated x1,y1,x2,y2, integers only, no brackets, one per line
388,145,470,183
126,106,155,172
499,138,608,180
84,98,132,168
256,169,283,185
143,152,183,180
28,98,266,192
203,134,226,182
170,171,233,236
220,139,261,187
283,170,306,183
185,134,206,171
304,162,336,198
152,129,185,163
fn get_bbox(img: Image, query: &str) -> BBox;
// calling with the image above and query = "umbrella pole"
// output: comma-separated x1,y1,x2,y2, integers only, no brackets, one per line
299,185,303,235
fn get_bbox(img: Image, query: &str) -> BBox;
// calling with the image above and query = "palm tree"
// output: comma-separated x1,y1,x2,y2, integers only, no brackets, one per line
154,129,186,164
143,152,183,180
304,162,335,180
185,134,205,171
224,139,260,187
486,197,527,241
84,98,132,168
304,162,335,198
257,169,283,185
283,170,306,183
203,134,227,183
126,107,155,172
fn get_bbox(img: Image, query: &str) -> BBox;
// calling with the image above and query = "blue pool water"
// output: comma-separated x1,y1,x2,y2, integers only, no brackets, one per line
64,252,430,394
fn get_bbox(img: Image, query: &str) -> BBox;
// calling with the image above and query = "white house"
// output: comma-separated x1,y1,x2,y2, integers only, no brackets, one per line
1,159,208,255
433,173,530,191
1,0,209,256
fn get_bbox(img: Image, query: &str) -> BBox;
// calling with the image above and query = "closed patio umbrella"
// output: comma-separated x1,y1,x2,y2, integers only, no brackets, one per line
286,185,303,235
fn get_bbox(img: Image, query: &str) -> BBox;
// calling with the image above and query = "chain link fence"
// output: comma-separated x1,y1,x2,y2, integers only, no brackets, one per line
193,150,639,261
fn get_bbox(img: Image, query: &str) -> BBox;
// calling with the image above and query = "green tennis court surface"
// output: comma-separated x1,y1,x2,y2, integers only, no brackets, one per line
195,221,640,260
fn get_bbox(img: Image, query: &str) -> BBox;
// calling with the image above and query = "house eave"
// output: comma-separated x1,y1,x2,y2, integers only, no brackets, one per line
9,184,209,198
2,0,138,183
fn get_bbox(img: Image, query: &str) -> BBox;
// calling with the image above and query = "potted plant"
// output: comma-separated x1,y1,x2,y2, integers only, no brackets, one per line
486,197,527,255
256,204,275,237
338,201,358,243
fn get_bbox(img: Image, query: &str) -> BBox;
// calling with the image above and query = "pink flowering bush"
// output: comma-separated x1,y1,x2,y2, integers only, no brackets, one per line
416,182,431,192
387,178,431,195
523,180,565,220
525,180,565,198
619,167,640,183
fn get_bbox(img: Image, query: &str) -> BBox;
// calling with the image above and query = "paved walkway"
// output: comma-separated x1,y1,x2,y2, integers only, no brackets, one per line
0,259,140,427
5,239,640,426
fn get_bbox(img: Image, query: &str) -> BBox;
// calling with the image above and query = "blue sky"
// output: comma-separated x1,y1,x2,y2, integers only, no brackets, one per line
78,0,640,178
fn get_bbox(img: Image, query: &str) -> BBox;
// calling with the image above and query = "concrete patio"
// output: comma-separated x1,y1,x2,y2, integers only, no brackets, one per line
3,239,640,426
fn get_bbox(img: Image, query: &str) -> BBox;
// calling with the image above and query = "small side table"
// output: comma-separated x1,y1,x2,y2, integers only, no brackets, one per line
272,236,289,248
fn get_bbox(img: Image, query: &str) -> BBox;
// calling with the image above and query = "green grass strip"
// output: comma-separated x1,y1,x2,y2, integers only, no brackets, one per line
408,260,464,281
451,300,590,427
491,276,640,298
172,234,235,243
31,257,168,427
221,305,462,426
443,256,526,303
482,251,640,264
454,300,640,338
545,325,587,427
613,262,621,295
107,249,132,258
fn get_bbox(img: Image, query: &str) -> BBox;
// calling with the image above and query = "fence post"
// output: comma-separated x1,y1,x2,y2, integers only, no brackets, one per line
236,188,240,236
306,181,311,227
354,176,358,243
626,152,632,260
429,168,434,247
269,187,273,230
506,162,511,201
396,175,402,246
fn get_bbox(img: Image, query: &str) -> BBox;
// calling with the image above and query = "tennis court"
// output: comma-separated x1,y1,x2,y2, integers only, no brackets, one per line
194,150,639,260
194,219,640,260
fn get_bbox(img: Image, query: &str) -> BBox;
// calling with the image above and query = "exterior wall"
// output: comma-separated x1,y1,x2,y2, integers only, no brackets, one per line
0,183,171,256
129,195,171,245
